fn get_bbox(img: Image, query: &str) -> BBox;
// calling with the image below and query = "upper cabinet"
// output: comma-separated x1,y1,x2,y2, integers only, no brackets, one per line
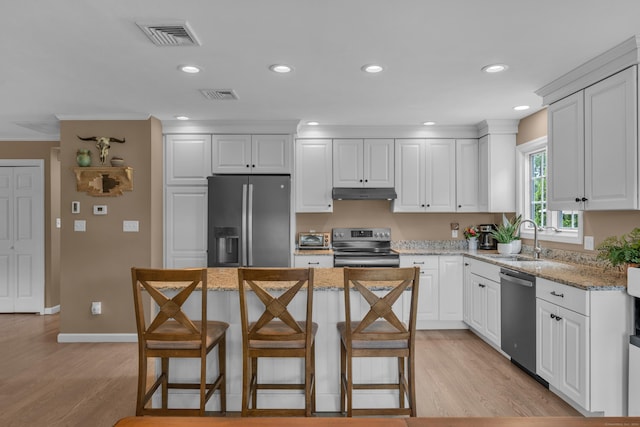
295,139,333,213
477,133,516,212
548,67,638,210
333,139,394,188
393,139,456,212
455,139,479,212
165,134,212,185
212,134,291,174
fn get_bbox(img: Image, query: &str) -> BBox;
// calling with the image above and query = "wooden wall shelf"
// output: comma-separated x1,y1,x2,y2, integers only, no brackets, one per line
73,167,133,196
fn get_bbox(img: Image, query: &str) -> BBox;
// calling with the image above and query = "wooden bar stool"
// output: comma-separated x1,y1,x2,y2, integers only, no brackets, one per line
337,267,420,417
237,267,317,416
131,267,228,416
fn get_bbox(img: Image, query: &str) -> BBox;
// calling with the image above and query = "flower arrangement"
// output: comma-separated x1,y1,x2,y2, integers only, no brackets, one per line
597,227,640,270
463,226,479,240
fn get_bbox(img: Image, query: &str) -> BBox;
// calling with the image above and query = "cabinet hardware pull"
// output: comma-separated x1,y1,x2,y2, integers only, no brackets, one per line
413,261,425,265
550,313,556,319
427,204,430,207
478,283,486,288
555,315,562,321
550,291,564,298
464,263,469,266
309,262,320,265
581,197,588,202
246,164,250,168
575,197,581,202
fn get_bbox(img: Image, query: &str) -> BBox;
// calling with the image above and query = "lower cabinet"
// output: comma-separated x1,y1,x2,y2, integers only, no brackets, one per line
463,257,501,348
536,277,631,416
293,254,333,268
400,255,463,329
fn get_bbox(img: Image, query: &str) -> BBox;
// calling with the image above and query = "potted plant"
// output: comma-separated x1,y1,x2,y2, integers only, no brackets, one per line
490,214,522,254
464,226,479,251
596,227,640,272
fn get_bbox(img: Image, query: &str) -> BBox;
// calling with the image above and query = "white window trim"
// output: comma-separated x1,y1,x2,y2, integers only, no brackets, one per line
516,136,583,245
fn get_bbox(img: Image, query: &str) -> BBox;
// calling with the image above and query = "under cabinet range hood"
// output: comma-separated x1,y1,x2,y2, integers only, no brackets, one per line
332,187,397,200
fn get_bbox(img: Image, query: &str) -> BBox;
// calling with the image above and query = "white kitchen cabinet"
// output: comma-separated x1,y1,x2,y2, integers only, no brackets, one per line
548,66,638,211
393,139,456,212
463,257,501,347
333,139,394,188
477,134,516,212
212,134,291,174
293,254,333,268
400,255,464,329
165,134,212,185
164,186,208,268
535,277,631,416
455,139,479,212
295,139,333,213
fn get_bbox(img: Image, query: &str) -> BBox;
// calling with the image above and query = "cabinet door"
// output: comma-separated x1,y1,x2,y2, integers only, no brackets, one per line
557,306,590,409
400,256,439,325
439,256,463,321
484,279,501,346
252,135,291,173
455,139,479,212
364,139,394,187
165,134,212,185
478,134,516,212
393,139,425,212
295,139,333,212
333,139,363,187
548,91,584,211
212,134,252,173
536,298,558,384
584,66,638,210
469,274,486,332
463,259,473,325
426,139,456,212
164,186,208,268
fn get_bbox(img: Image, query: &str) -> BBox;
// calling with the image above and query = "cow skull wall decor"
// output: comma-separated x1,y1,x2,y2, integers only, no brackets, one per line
77,135,126,165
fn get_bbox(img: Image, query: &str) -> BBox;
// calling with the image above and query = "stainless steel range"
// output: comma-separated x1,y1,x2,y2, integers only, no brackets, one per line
332,227,400,267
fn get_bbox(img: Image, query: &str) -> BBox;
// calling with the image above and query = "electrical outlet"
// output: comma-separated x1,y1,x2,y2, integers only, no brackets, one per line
93,205,107,215
91,301,101,315
74,220,86,232
452,230,458,238
123,220,139,232
584,235,595,251
56,218,61,228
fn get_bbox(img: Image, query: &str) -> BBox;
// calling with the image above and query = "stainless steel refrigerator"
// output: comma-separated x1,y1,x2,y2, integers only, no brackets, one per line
207,175,290,267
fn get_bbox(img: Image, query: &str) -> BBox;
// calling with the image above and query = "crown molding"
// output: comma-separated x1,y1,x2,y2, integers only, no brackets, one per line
55,113,151,121
536,35,640,105
295,124,480,139
476,119,520,137
162,119,300,134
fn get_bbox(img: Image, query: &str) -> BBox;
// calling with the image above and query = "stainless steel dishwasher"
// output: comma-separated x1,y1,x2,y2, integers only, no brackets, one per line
499,268,544,383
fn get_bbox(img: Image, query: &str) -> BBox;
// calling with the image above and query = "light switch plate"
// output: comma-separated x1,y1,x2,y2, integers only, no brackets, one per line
123,220,139,232
71,201,80,214
56,218,61,229
93,205,107,215
74,220,86,232
584,235,594,251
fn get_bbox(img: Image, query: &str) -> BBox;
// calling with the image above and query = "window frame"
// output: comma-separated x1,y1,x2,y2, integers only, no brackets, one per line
516,136,583,245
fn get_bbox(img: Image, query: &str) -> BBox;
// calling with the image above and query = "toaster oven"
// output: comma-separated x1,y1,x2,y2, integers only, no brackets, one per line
297,232,331,249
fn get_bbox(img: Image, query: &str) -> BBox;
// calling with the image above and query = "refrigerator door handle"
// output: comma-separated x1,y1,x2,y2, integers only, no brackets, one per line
241,183,248,266
247,183,254,266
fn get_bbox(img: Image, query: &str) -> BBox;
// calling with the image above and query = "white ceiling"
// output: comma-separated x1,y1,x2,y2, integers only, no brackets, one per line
4,0,640,140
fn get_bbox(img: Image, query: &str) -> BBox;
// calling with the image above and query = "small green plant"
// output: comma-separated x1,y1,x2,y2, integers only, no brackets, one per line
490,214,522,244
596,228,640,268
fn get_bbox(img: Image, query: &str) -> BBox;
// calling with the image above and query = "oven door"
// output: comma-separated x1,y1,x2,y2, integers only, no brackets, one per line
334,253,400,268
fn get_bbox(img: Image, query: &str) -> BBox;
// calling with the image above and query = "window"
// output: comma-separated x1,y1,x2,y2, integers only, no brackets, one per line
516,137,582,244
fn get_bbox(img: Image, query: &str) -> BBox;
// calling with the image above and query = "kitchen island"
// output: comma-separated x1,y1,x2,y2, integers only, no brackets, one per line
157,267,413,413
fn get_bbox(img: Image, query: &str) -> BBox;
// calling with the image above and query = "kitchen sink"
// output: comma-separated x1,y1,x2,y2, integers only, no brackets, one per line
483,254,540,262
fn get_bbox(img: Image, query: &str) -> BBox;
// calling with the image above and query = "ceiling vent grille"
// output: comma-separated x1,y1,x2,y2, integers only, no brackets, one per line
136,21,201,46
200,89,239,100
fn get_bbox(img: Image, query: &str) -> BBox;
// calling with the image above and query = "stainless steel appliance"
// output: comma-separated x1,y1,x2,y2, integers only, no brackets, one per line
628,268,640,415
332,227,400,267
478,224,496,250
499,268,545,384
297,232,331,250
207,175,290,267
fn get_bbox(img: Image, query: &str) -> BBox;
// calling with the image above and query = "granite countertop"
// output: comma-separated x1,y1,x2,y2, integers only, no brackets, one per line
394,248,627,291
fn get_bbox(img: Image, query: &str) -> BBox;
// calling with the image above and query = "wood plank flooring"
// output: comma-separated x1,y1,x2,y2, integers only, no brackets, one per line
0,314,578,427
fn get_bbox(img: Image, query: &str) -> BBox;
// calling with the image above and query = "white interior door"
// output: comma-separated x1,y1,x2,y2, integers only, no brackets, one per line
0,165,44,313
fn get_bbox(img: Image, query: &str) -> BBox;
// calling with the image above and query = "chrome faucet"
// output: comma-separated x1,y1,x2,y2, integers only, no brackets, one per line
520,219,541,259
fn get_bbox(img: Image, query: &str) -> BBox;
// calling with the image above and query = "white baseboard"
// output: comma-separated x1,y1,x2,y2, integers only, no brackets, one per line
43,305,60,315
57,333,137,343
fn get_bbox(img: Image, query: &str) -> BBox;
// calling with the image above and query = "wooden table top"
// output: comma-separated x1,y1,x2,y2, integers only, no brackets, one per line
114,416,640,427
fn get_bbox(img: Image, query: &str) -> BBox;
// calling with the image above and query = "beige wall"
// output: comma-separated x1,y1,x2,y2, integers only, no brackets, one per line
59,118,163,334
0,140,61,308
517,108,640,251
297,201,504,240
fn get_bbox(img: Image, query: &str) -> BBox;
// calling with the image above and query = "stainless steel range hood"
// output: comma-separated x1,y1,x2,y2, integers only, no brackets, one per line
332,187,397,200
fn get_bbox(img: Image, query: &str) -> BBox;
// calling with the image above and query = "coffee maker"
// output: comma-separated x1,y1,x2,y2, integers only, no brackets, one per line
478,224,496,250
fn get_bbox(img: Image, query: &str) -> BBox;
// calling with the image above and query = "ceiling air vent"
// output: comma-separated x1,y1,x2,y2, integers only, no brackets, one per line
200,89,239,101
136,21,201,46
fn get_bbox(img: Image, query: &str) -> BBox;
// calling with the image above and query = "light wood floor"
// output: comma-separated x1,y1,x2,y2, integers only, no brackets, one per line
0,314,578,426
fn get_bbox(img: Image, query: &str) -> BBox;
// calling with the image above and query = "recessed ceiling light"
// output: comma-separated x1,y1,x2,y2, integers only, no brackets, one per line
306,121,319,126
481,63,508,73
178,64,201,74
422,121,436,126
513,105,530,111
361,64,384,73
269,64,293,73
175,115,190,120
